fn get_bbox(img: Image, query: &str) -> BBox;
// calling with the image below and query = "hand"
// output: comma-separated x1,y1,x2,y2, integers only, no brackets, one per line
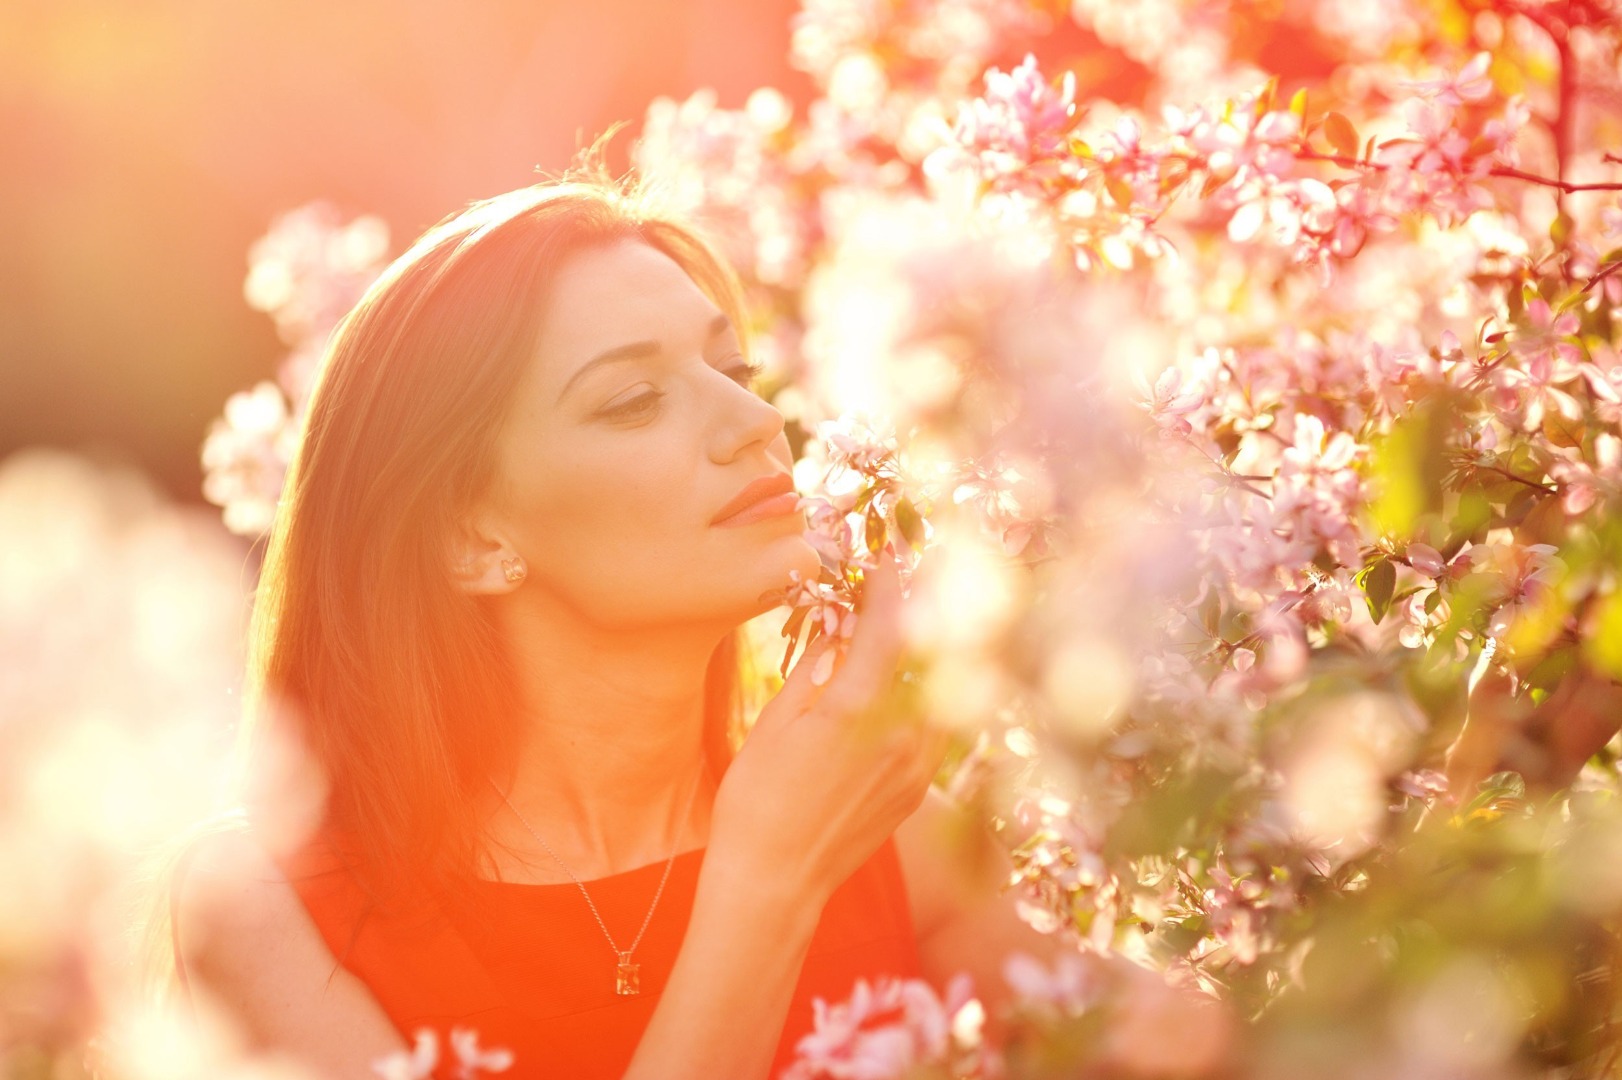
711,559,952,902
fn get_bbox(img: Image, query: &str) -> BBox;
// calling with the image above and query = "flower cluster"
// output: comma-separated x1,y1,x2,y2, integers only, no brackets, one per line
371,1025,513,1080
782,973,991,1080
201,203,391,536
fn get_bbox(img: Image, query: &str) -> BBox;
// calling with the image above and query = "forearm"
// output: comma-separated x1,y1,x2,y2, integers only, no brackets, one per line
621,848,826,1080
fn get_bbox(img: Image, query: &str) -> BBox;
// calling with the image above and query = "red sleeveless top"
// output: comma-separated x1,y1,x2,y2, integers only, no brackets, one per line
192,824,922,1079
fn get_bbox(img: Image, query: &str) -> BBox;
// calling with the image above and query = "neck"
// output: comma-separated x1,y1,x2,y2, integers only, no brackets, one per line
479,593,730,882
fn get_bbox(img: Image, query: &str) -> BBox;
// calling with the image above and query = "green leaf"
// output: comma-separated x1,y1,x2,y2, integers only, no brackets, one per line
1363,558,1397,625
1583,589,1622,680
894,496,926,552
1525,645,1577,693
1551,212,1574,247
1323,111,1359,159
778,607,811,678
864,500,886,555
1290,87,1308,118
1459,771,1526,821
1542,409,1585,450
1481,771,1526,801
1258,75,1280,117
1368,401,1451,537
1391,584,1426,607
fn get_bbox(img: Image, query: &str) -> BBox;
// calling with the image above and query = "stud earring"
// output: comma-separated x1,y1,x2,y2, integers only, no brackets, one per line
502,558,527,584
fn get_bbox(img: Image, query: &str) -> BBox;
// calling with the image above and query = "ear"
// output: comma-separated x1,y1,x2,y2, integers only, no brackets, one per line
448,517,524,596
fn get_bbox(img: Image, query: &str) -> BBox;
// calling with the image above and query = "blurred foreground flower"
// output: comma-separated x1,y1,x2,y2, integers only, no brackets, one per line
782,973,990,1080
371,1025,514,1080
0,448,250,1076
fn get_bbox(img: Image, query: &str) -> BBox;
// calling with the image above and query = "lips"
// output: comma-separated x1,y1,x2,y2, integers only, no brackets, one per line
711,472,797,526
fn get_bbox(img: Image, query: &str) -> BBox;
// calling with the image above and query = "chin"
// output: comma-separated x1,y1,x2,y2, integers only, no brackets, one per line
743,533,823,610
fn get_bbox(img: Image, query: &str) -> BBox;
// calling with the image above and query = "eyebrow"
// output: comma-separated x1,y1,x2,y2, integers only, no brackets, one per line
557,313,735,405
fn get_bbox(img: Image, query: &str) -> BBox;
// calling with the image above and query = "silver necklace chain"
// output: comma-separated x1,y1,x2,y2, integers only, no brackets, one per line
486,771,701,964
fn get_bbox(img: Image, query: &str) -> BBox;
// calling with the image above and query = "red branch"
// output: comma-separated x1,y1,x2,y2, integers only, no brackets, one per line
1294,150,1622,194
1583,260,1622,295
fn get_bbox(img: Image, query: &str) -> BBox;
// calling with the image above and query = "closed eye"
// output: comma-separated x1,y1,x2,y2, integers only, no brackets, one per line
600,390,664,419
597,357,762,421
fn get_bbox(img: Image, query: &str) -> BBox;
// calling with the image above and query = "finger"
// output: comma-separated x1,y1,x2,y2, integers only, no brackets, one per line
819,561,905,716
769,633,841,719
876,713,951,779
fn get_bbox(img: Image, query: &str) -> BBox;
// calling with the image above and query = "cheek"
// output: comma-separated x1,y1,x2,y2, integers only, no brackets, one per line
509,437,699,574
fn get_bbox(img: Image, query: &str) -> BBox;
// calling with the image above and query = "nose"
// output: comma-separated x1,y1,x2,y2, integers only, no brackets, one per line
709,375,789,465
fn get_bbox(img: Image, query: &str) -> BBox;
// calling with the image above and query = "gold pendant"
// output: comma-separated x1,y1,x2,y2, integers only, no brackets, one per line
616,953,640,996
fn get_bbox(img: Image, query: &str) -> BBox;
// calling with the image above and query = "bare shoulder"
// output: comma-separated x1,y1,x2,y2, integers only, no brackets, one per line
891,785,1008,942
173,825,408,1076
175,824,291,926
174,824,312,971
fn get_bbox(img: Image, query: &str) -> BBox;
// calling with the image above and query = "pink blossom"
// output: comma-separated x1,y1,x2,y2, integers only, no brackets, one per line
1197,858,1284,965
1602,204,1622,240
1373,97,1507,226
1396,587,1454,652
1002,950,1102,1013
1483,543,1565,640
244,202,389,350
816,416,900,475
372,1029,439,1080
371,1026,514,1080
1395,768,1449,800
1549,432,1622,516
1133,366,1205,437
200,380,298,537
447,1028,515,1079
1486,296,1587,432
1005,792,1122,944
783,973,986,1080
634,89,813,287
1402,51,1493,108
929,53,1080,187
1405,542,1445,578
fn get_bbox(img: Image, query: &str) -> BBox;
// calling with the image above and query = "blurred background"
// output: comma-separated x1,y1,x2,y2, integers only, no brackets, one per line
1,0,809,502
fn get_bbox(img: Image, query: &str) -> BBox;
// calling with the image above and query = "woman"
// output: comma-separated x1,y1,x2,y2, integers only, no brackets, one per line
163,162,1061,1079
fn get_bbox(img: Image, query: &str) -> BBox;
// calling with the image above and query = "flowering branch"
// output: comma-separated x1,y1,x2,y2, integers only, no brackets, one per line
1269,151,1622,195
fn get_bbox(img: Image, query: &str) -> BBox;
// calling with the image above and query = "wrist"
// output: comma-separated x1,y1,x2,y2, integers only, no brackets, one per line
699,835,831,933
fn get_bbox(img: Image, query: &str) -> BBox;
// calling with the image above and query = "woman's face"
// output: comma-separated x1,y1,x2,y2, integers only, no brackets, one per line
473,238,821,628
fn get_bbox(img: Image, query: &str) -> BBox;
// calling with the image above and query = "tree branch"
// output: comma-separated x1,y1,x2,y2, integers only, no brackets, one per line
1582,260,1622,295
1295,149,1622,194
